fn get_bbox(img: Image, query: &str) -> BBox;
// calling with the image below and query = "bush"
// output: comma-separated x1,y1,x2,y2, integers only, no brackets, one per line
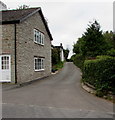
52,48,61,66
72,54,85,70
83,56,115,95
52,61,64,73
107,49,115,57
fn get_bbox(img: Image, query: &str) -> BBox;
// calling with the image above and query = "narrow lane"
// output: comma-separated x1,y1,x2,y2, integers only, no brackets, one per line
2,62,114,118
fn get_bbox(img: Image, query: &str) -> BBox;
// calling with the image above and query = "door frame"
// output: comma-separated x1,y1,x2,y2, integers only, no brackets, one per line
0,55,11,82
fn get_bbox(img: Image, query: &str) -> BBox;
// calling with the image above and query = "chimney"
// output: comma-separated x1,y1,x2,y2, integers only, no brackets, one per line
60,43,62,47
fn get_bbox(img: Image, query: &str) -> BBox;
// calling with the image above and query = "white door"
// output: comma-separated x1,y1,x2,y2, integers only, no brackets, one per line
0,55,11,82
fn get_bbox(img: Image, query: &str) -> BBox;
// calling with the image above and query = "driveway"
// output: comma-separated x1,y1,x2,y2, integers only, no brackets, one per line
2,62,114,118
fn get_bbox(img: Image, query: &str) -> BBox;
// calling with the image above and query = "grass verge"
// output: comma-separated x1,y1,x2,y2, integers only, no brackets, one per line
52,61,64,73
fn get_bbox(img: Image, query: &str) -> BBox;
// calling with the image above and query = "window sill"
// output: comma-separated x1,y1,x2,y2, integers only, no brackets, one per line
34,42,44,46
34,69,45,72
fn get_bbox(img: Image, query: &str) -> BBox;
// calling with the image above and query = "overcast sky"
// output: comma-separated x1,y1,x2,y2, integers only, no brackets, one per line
1,0,113,58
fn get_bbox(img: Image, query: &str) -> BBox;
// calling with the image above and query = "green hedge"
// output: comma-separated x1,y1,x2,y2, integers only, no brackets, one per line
107,49,115,57
72,54,85,70
83,56,115,95
52,61,64,73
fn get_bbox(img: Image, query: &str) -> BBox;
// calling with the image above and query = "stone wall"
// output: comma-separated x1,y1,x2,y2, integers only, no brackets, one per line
1,24,16,83
16,12,52,83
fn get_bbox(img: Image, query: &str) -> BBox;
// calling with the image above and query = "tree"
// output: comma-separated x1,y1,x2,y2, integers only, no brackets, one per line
51,47,60,65
76,20,109,57
83,20,103,56
63,48,69,61
73,42,80,54
103,31,115,49
17,5,30,9
73,37,84,55
113,33,115,49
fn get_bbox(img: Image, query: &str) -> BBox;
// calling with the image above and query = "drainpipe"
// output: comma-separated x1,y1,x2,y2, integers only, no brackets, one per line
14,24,17,83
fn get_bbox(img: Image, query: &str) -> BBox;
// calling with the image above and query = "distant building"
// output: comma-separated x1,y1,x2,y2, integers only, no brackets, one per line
0,1,7,10
52,43,65,62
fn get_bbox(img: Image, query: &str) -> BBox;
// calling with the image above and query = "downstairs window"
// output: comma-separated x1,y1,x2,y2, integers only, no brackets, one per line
34,57,45,71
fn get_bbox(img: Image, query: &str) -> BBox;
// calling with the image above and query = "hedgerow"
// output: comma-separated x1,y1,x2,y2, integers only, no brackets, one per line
83,56,115,96
72,54,85,70
107,49,115,57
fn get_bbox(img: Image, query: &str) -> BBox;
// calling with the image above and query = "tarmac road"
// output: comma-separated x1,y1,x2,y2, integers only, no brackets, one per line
2,62,114,118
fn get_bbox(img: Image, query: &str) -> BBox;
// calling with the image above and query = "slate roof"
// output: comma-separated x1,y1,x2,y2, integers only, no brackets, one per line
1,8,39,23
52,45,63,49
55,43,63,49
0,7,53,40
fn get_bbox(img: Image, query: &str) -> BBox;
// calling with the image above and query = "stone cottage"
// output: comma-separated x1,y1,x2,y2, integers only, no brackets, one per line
0,7,53,84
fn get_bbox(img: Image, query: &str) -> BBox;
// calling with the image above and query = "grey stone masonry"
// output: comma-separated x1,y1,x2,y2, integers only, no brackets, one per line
16,12,52,83
1,24,16,83
1,9,52,84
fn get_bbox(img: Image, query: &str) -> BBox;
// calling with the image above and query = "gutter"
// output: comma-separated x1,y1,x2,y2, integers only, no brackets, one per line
1,20,20,25
14,23,17,83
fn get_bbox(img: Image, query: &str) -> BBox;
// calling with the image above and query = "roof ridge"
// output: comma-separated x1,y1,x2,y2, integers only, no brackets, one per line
1,7,53,40
1,7,40,12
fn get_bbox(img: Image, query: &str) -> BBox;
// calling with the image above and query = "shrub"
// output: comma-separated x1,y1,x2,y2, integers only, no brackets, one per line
72,54,85,70
83,56,115,95
107,49,115,57
52,61,64,73
52,48,61,66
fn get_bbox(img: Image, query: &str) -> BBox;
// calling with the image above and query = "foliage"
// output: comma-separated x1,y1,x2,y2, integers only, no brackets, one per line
103,31,115,49
73,43,79,54
63,48,69,61
73,20,110,57
66,59,73,62
72,20,115,98
17,5,30,9
51,46,65,72
71,54,85,70
83,56,115,96
73,37,84,54
113,33,115,49
51,47,61,66
107,48,115,57
83,20,110,56
52,61,64,72
70,54,76,62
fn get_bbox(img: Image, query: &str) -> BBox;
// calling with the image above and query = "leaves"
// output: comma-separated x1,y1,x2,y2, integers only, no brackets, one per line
73,20,110,57
17,5,30,10
63,48,69,61
83,56,115,95
72,20,115,96
52,48,61,65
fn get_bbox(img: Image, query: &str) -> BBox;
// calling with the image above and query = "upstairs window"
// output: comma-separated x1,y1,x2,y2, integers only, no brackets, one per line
34,57,45,71
34,29,44,45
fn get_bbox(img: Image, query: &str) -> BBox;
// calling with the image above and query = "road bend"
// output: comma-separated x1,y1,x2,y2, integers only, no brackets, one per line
2,62,114,118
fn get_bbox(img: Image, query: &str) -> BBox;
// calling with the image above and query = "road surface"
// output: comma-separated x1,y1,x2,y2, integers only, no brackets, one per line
2,62,114,118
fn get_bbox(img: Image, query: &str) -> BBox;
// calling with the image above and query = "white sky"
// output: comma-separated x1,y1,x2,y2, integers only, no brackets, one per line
1,0,114,58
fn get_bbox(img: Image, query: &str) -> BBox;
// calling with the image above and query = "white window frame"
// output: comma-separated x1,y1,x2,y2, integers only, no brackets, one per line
34,29,44,45
1,55,10,70
34,57,45,71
